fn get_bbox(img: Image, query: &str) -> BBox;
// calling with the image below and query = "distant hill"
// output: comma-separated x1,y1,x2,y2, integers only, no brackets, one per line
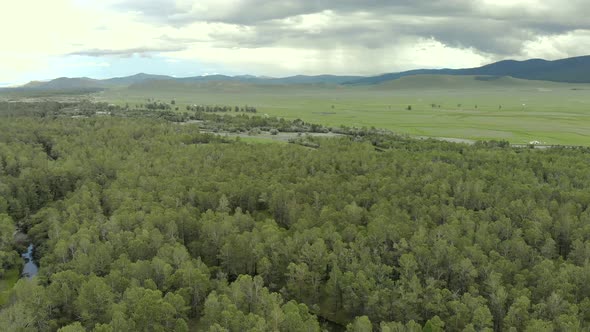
127,79,261,93
19,73,363,90
346,55,590,85
124,74,571,95
266,75,364,85
23,77,105,90
21,81,47,88
370,75,574,90
177,74,363,85
102,73,173,86
13,55,590,91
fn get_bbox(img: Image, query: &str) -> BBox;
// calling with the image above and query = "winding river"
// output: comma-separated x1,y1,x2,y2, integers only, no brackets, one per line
21,244,38,279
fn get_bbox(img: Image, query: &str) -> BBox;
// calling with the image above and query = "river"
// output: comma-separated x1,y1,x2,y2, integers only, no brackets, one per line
21,244,38,279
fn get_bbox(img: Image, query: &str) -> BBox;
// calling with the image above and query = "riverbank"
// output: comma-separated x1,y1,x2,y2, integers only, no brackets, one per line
0,267,19,306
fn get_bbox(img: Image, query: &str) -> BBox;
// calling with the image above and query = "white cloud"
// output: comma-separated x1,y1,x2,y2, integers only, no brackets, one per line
0,0,588,84
522,30,590,60
0,0,177,82
0,53,48,84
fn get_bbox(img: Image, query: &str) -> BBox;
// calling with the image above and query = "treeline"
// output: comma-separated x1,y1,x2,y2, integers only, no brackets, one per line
186,105,257,113
2,105,590,331
0,101,378,136
0,101,258,118
0,101,119,118
144,101,172,111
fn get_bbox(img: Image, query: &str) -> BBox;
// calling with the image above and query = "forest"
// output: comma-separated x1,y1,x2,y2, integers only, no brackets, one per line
1,102,590,332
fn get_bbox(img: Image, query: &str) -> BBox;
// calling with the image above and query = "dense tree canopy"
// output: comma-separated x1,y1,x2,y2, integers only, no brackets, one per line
1,103,590,331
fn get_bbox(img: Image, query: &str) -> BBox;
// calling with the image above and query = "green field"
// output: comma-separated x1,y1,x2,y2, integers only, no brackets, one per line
2,75,590,145
96,75,590,146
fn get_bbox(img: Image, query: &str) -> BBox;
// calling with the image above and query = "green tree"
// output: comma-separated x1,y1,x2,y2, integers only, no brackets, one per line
76,276,115,327
57,322,85,332
347,316,372,332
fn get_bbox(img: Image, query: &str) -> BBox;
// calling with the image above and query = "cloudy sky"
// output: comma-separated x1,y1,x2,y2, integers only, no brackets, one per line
1,0,589,85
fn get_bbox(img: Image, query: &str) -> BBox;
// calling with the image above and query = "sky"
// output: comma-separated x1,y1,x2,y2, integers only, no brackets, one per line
1,0,589,85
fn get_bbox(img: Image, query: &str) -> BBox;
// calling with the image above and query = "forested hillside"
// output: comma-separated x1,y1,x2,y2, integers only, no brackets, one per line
1,105,590,331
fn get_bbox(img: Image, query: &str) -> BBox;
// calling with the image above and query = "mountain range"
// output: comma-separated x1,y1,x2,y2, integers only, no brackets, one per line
12,55,590,91
346,55,590,85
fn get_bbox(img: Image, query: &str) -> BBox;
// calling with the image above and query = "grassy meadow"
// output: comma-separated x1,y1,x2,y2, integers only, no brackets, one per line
98,75,590,146
2,75,589,145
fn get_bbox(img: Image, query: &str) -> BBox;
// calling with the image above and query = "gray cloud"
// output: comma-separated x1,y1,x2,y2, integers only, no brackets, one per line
114,0,474,25
69,46,185,57
205,15,534,56
111,0,590,58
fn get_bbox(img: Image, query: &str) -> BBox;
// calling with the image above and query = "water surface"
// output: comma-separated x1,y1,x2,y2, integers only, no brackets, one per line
21,244,38,279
